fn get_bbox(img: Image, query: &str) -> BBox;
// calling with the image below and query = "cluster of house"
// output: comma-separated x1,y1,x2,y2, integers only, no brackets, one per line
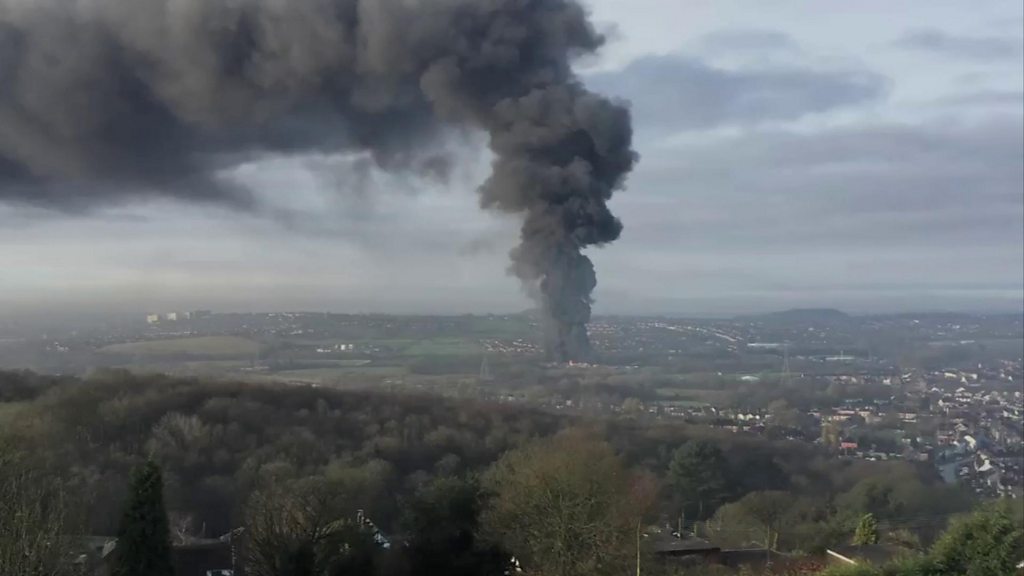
955,452,1023,498
617,363,1024,497
67,511,393,576
70,531,240,576
145,310,213,325
929,383,1023,498
314,343,356,353
480,338,541,354
642,526,969,575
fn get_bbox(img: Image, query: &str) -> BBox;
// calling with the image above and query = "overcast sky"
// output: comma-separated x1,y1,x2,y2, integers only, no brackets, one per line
1,0,1022,318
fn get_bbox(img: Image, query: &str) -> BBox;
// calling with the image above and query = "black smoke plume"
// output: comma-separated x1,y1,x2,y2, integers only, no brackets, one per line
0,0,636,361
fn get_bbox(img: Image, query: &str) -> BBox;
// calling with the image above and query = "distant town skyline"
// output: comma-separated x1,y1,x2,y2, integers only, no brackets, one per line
1,0,1022,317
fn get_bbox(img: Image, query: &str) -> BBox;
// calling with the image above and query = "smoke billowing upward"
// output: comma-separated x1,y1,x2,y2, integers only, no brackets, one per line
0,0,636,361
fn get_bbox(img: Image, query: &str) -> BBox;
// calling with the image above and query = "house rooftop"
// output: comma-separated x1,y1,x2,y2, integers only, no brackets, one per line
827,544,911,566
648,532,720,555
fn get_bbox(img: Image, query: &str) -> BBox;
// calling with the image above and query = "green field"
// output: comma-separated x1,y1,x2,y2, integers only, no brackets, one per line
464,316,534,337
100,336,263,358
350,338,484,356
655,387,730,404
270,366,409,381
316,359,373,367
0,402,27,425
402,338,483,356
284,336,486,357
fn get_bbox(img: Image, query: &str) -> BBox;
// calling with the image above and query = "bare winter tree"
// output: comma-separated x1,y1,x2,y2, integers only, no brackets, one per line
243,478,379,576
482,430,657,576
0,440,68,576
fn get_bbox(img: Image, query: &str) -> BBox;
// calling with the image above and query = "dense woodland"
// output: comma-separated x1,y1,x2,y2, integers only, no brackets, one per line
0,369,1017,575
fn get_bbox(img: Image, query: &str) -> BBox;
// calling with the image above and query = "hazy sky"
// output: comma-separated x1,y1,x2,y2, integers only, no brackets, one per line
1,0,1022,317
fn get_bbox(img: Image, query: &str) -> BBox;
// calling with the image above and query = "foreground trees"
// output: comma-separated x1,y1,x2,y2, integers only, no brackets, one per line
707,490,798,550
667,440,729,520
929,502,1023,576
112,460,174,576
852,513,879,546
824,503,1024,576
244,478,382,576
0,440,67,576
0,370,995,575
2,369,966,540
399,476,508,576
482,430,656,576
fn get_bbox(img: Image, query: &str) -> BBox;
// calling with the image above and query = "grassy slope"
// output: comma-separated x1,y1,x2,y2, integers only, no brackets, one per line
99,336,263,358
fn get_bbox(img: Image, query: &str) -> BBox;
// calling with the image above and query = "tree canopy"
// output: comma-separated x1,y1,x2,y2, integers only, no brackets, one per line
398,475,508,576
482,430,655,576
0,369,990,575
853,513,880,546
823,503,1024,576
667,439,730,520
0,440,67,576
112,460,174,576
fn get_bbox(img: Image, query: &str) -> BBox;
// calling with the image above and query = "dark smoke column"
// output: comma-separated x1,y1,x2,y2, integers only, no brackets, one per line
0,0,636,362
474,60,637,364
357,0,638,363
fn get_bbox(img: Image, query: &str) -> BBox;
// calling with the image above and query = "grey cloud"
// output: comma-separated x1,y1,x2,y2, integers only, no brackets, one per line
583,109,1020,313
585,54,887,133
894,28,1022,60
931,90,1024,109
699,29,799,55
623,117,1023,251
